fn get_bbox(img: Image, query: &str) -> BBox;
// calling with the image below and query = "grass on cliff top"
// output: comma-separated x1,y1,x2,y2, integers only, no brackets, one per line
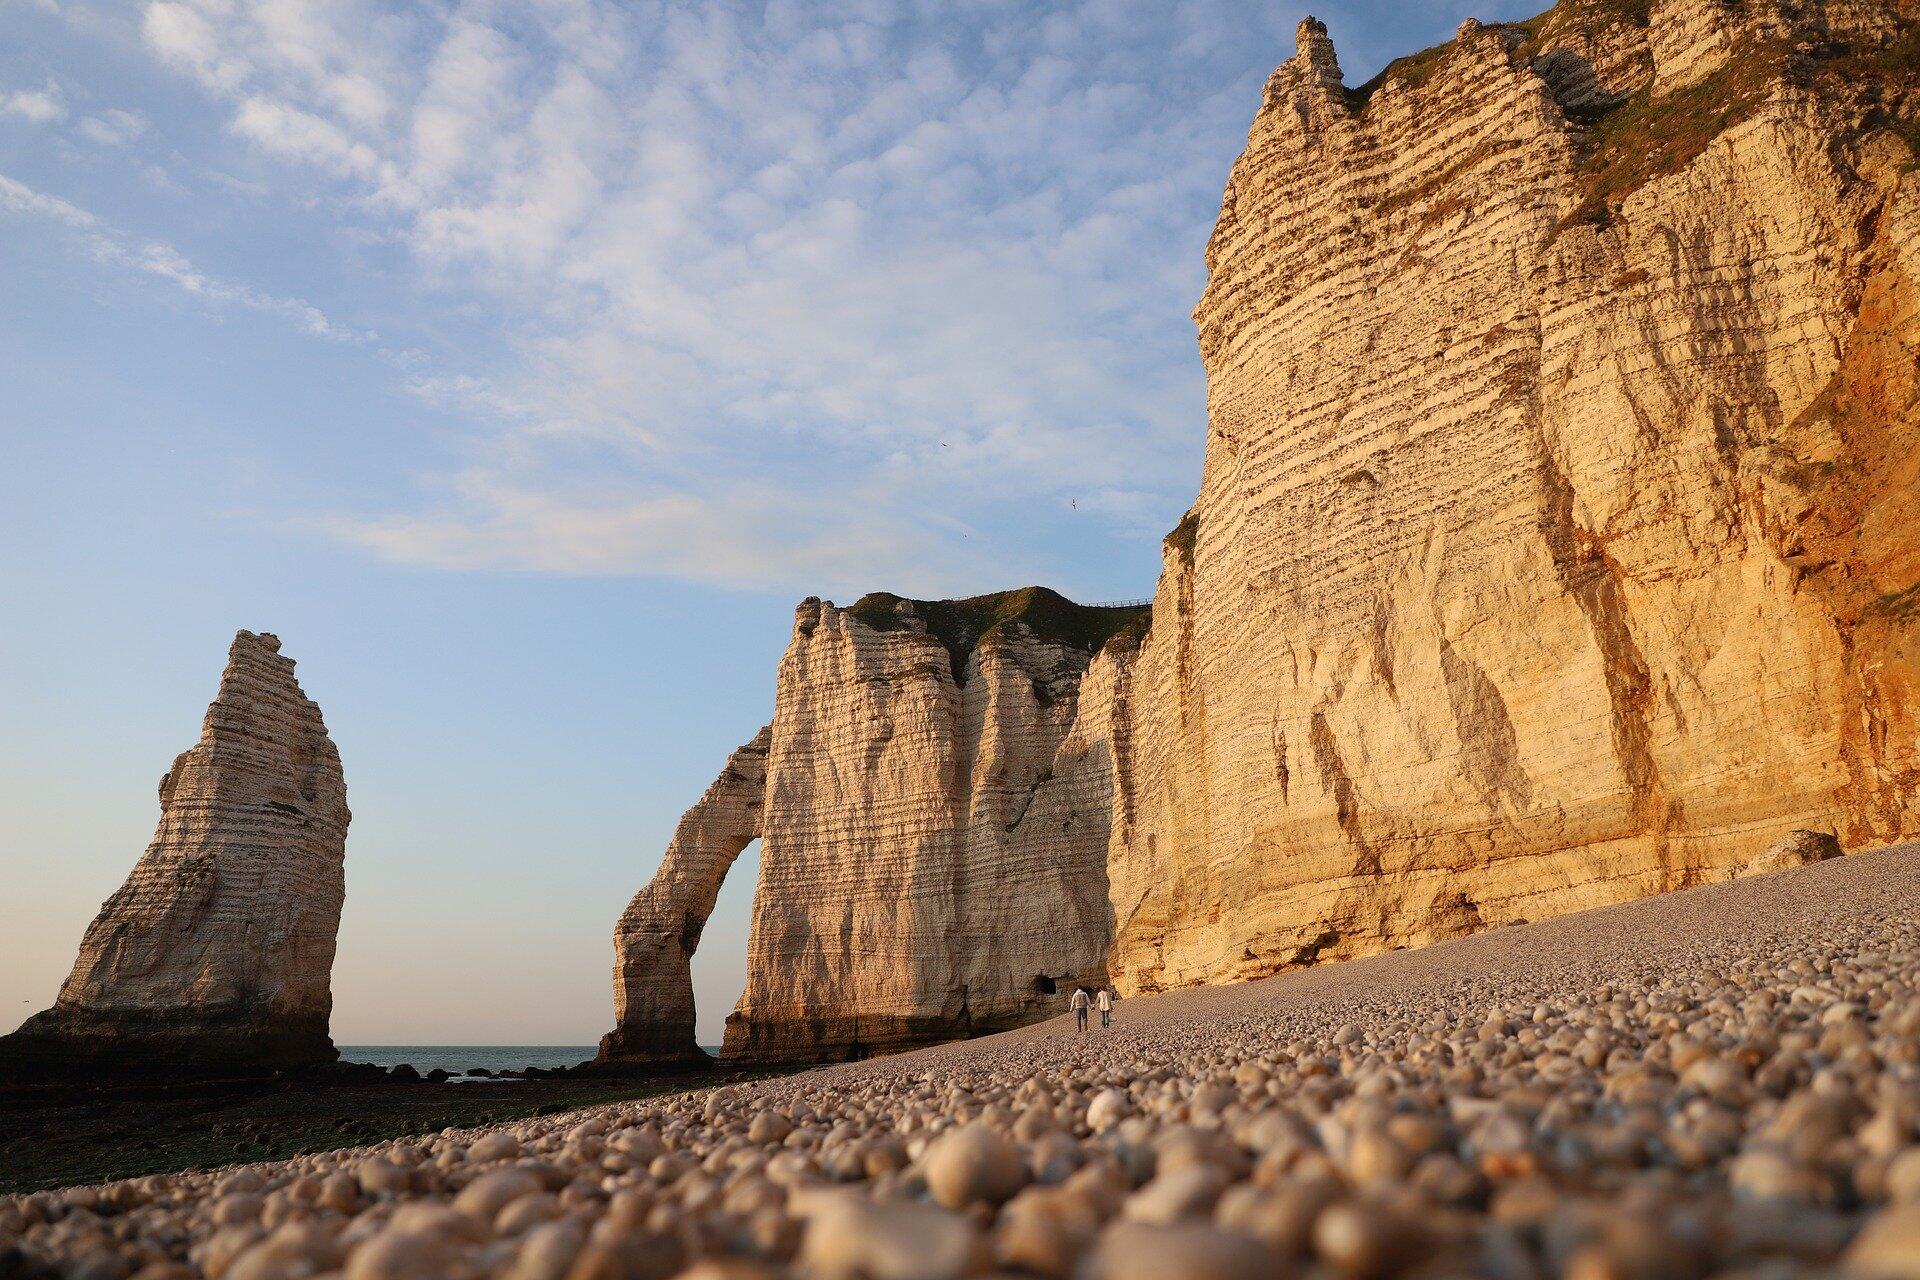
1507,0,1652,61
1558,37,1791,230
1367,1,1917,231
1334,0,1814,231
1344,0,1651,110
846,586,1149,680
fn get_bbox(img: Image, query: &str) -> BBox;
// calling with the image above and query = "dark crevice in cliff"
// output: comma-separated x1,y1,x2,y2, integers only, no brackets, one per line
1437,636,1535,815
1536,448,1687,882
1309,710,1381,879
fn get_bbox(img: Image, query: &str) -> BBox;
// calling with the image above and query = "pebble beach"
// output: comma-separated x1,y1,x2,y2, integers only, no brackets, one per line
8,843,1920,1280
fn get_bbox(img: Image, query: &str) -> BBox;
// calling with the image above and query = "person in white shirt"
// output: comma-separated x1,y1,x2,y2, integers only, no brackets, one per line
1070,986,1091,1032
1096,987,1114,1028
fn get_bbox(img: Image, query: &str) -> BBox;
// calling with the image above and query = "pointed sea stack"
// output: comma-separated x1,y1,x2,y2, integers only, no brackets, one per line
0,631,350,1081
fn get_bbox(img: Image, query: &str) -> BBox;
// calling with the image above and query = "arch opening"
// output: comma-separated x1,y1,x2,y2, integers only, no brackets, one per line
689,837,760,1054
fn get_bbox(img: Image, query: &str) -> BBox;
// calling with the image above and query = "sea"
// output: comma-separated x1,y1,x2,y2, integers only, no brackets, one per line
338,1046,721,1075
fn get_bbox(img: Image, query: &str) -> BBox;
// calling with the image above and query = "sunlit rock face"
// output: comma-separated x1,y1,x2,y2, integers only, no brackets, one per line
605,0,1920,1056
1,631,350,1079
600,726,771,1067
1105,0,1920,994
604,590,1143,1066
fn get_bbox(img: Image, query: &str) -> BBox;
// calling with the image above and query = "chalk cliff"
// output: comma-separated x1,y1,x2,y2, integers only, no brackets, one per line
601,590,1143,1065
0,631,349,1079
609,0,1920,1059
1108,0,1920,991
601,727,771,1065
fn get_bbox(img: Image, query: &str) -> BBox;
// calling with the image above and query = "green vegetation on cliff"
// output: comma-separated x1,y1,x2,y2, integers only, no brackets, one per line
1345,0,1654,109
847,586,1148,681
1335,0,1919,230
1559,37,1789,229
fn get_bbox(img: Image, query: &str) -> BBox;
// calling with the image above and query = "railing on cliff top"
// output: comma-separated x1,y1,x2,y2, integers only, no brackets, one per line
1088,598,1153,609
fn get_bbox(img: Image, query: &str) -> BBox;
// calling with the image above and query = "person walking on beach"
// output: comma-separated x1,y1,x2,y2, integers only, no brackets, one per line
1096,986,1114,1029
1070,986,1091,1033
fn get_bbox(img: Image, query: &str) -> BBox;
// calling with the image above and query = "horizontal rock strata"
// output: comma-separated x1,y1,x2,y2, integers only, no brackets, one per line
599,727,771,1066
605,589,1144,1066
1106,0,1920,993
605,0,1920,1061
0,631,350,1080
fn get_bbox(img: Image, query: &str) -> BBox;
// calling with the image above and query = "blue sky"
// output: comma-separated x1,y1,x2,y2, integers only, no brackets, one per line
1,0,1536,1046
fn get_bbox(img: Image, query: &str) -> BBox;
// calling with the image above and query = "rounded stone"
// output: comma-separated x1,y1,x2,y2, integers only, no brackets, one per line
922,1123,1027,1209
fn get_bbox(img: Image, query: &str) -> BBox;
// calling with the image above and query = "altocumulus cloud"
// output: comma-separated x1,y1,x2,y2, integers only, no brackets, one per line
61,0,1295,593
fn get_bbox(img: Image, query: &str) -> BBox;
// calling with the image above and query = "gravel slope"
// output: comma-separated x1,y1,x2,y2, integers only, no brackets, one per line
6,843,1920,1279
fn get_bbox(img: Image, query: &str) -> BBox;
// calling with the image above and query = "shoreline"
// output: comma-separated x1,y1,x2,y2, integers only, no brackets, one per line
0,1064,784,1195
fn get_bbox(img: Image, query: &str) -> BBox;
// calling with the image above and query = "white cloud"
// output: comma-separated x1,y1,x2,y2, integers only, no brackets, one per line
104,0,1287,590
0,171,372,341
2,79,66,124
76,107,147,146
314,469,1003,596
141,2,234,88
230,96,385,179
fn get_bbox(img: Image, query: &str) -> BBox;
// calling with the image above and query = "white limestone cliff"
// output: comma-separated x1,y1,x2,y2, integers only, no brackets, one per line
1107,0,1920,992
603,591,1141,1065
607,0,1920,1059
601,727,770,1065
1,631,350,1078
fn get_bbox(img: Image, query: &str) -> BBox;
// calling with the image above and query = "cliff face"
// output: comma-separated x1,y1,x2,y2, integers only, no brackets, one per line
729,592,1142,1062
605,0,1919,1056
1,631,350,1078
602,590,1142,1065
1107,0,1920,991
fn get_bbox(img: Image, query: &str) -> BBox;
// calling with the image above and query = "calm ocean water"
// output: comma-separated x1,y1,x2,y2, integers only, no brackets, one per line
338,1046,721,1074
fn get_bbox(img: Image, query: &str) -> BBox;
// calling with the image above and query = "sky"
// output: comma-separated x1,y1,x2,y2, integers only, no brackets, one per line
0,0,1539,1048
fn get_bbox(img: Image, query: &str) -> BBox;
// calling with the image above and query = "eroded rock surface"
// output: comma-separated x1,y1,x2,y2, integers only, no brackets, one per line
1107,0,1920,993
605,590,1143,1066
727,591,1144,1063
606,0,1920,1061
600,727,771,1066
1744,828,1845,876
0,631,349,1079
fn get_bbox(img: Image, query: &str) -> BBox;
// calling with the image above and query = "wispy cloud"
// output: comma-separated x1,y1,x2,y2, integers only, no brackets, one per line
0,172,371,341
76,107,146,146
32,0,1293,592
311,468,1008,596
1,78,65,123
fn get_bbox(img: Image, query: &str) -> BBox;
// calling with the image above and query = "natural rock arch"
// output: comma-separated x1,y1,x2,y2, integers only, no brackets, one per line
597,726,771,1065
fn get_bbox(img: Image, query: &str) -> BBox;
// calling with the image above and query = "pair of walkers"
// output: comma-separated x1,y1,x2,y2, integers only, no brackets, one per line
1069,985,1115,1031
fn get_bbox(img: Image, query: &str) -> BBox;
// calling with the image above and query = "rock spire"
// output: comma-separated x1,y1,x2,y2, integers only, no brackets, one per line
0,630,350,1079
